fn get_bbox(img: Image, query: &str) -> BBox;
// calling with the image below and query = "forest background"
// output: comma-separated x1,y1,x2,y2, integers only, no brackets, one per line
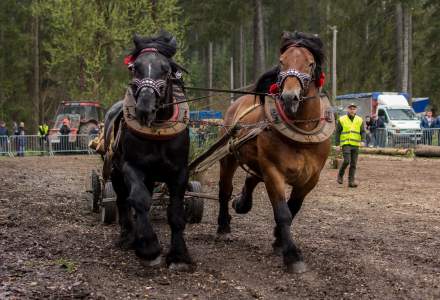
0,0,437,132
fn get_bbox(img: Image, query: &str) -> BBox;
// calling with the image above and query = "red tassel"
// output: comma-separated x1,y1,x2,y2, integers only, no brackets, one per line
317,72,325,88
124,55,133,65
269,83,279,95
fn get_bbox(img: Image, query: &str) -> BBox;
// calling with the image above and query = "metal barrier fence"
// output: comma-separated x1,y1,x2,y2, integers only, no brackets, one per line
0,134,97,157
48,134,97,155
365,128,440,148
1,128,440,157
0,136,12,157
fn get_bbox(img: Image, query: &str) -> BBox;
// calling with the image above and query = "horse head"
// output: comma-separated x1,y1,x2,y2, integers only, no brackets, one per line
129,33,177,126
277,31,324,116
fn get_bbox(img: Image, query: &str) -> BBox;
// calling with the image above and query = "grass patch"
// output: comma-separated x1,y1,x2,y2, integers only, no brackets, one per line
55,258,77,273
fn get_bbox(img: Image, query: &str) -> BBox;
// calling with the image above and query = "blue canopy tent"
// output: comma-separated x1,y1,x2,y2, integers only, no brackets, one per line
411,97,430,114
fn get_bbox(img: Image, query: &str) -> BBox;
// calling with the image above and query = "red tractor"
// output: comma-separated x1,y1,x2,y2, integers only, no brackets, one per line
49,101,105,146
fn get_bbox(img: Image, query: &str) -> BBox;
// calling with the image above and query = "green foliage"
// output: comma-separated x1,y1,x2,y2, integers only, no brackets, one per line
0,0,184,131
2,0,440,130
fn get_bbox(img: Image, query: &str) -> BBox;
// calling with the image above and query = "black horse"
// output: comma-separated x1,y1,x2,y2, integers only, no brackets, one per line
106,32,192,270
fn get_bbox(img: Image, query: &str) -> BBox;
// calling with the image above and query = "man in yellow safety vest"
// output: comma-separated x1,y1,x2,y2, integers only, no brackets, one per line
335,103,366,187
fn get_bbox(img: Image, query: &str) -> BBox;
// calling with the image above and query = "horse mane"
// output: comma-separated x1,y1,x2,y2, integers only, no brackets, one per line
280,31,324,81
254,65,280,104
131,30,177,58
131,30,188,75
254,31,324,104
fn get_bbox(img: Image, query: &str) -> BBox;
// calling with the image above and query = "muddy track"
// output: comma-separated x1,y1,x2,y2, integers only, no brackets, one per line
0,155,439,299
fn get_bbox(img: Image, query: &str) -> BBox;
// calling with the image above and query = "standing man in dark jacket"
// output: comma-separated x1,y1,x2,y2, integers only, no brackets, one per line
59,118,71,151
335,103,366,187
15,122,26,157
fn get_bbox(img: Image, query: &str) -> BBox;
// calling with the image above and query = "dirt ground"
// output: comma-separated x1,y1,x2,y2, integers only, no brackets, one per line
0,154,439,299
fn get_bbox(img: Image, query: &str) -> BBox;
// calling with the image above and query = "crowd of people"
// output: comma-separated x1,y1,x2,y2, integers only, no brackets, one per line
0,121,27,156
361,109,440,147
0,118,77,156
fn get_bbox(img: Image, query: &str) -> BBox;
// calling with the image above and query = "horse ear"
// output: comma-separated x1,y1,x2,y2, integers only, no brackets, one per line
281,31,294,42
169,36,177,48
133,33,142,47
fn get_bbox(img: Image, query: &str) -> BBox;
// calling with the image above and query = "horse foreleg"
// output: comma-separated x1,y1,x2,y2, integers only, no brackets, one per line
273,190,305,257
263,167,306,273
122,163,161,264
111,169,134,250
166,171,193,271
232,174,261,214
217,155,238,236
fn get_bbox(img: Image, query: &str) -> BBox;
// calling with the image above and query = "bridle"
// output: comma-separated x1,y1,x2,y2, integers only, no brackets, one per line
276,44,316,101
129,48,172,100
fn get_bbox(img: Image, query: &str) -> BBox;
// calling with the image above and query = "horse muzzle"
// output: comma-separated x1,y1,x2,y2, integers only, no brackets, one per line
281,90,301,114
136,87,157,126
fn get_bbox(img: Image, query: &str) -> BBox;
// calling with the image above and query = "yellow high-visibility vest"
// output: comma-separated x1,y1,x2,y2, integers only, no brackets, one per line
38,124,49,136
339,115,363,146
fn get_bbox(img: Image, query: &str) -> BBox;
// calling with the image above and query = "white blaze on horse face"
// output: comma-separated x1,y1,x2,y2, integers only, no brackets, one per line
148,63,152,77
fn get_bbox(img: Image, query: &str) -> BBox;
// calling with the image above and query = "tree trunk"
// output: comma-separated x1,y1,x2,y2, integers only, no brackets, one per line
239,25,244,88
309,0,320,33
0,26,4,116
33,12,41,125
407,6,413,100
395,2,403,91
208,41,213,109
151,0,157,23
402,4,410,93
253,0,265,81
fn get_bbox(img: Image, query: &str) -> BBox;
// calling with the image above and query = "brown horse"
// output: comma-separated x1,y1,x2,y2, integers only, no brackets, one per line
217,31,331,273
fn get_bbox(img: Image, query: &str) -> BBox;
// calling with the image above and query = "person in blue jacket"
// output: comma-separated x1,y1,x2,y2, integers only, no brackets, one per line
421,110,436,145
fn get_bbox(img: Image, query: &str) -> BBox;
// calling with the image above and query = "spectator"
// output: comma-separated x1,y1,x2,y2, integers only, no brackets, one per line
365,116,376,147
38,120,49,154
59,118,71,151
421,110,435,145
434,114,440,146
15,122,26,157
0,121,9,155
375,115,386,147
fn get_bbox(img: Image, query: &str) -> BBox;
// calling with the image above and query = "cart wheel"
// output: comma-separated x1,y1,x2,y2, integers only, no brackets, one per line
101,204,117,224
90,170,101,213
101,182,117,224
185,181,204,224
103,181,116,199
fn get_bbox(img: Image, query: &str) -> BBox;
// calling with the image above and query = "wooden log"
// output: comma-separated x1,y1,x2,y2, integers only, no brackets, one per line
359,147,411,156
414,145,440,157
331,146,411,156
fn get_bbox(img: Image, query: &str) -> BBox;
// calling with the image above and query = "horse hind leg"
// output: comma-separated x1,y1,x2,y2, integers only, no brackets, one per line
217,155,238,237
232,174,261,214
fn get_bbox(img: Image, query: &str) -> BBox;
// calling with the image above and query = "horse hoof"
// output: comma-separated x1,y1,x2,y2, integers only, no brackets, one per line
232,197,251,214
286,261,308,274
115,238,134,250
215,233,233,242
273,246,283,256
141,256,163,267
169,262,194,272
